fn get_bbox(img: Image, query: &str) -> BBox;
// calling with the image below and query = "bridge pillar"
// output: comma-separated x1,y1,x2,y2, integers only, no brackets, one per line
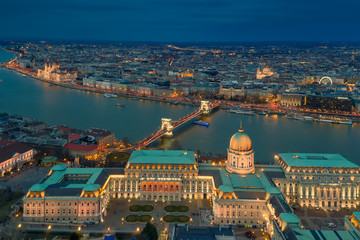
161,118,174,136
200,100,210,114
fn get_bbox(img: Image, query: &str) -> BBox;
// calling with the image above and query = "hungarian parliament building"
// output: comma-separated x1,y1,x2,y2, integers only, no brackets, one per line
22,128,360,239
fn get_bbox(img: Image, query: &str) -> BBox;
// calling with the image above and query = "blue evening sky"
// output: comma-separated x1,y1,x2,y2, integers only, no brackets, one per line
0,0,359,42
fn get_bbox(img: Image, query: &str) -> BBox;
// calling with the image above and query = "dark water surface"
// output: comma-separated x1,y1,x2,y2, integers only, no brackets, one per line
1,47,359,163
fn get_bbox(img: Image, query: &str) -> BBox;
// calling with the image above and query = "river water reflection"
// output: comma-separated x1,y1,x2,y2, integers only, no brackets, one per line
1,47,359,163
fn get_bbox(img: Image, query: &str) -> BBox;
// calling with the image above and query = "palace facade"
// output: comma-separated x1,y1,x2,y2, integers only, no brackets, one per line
23,128,360,239
0,140,33,177
274,153,360,210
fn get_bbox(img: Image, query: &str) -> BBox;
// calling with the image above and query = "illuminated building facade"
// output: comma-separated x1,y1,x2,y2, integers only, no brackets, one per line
256,64,275,79
219,85,245,99
0,140,34,177
23,128,289,231
301,95,354,112
279,93,304,107
274,153,360,209
109,150,214,201
22,165,115,223
37,59,77,82
23,129,360,239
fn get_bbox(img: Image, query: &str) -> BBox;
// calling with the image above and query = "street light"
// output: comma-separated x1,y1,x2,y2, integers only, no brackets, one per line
48,225,52,230
78,226,81,231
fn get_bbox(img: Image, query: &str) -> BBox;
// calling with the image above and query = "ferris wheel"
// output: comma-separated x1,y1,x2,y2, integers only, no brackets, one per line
319,76,333,85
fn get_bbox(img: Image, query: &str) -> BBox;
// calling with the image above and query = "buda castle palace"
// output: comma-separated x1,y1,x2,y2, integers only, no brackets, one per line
23,127,360,239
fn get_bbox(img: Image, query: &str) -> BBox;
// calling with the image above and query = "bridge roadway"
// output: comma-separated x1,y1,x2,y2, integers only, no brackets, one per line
133,101,219,150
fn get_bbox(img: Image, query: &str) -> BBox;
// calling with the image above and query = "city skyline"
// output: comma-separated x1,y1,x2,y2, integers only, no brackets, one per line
1,0,360,42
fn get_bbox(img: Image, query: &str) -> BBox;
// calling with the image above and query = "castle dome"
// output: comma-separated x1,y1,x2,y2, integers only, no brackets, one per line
229,129,252,152
226,128,255,175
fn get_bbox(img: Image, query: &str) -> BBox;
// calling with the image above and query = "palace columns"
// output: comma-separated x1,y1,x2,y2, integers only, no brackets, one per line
292,184,296,195
311,186,315,199
348,186,351,199
286,184,290,195
305,186,309,199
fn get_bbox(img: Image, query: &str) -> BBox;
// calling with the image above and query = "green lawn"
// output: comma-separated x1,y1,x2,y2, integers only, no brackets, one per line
125,215,152,222
164,205,189,212
163,215,190,223
0,198,20,222
129,205,154,212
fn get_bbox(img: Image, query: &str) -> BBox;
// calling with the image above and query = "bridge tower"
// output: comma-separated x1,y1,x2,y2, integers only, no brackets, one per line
200,100,211,114
161,118,174,136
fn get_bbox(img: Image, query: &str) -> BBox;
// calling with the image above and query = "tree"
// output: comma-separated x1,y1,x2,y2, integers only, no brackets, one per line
140,222,158,240
121,137,131,147
70,232,80,240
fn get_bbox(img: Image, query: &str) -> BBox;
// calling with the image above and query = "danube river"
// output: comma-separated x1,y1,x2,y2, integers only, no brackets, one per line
1,47,359,164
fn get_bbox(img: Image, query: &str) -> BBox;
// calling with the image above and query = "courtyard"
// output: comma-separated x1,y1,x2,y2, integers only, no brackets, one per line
98,197,213,232
294,206,357,231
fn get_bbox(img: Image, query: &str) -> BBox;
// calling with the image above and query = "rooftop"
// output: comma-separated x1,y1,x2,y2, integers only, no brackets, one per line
128,150,195,165
173,225,234,240
280,213,301,224
199,164,285,201
27,165,122,196
278,153,359,168
0,139,33,163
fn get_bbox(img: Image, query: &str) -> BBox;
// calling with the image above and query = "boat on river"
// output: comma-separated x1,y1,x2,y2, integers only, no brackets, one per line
227,109,255,115
103,93,118,98
193,120,209,127
316,116,352,125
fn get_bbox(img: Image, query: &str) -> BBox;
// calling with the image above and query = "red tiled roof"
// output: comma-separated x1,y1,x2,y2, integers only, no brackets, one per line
68,133,82,140
64,143,97,152
51,126,71,132
0,140,33,163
